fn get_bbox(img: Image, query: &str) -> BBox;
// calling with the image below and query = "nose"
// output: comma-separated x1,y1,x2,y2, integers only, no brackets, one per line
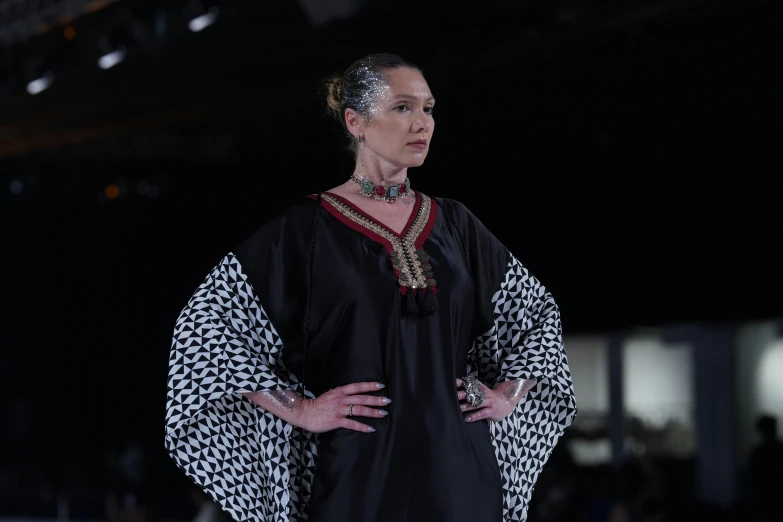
411,110,431,135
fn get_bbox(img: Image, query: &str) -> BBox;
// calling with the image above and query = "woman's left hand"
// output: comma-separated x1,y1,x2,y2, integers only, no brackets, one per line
456,378,516,423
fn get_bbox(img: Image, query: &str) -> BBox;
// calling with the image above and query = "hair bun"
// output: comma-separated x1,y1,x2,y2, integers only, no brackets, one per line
326,75,344,113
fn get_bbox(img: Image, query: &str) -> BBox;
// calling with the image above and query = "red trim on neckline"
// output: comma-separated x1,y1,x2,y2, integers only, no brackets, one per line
321,191,421,239
318,196,393,250
416,197,438,249
315,192,440,307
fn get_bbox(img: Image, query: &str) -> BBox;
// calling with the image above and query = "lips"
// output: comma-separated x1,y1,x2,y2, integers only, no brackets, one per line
408,139,427,149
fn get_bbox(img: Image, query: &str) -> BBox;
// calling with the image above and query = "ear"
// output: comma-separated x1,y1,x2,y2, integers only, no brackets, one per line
344,108,364,140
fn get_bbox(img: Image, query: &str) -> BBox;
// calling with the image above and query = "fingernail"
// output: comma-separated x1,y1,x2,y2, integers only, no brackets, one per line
382,398,392,403
461,405,466,411
465,417,472,422
367,427,376,432
375,383,385,389
379,410,388,416
456,379,462,386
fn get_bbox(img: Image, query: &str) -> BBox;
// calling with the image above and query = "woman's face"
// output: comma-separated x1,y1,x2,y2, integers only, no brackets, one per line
351,67,435,168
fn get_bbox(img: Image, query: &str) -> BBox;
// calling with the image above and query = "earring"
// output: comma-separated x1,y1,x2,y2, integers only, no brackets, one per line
358,135,364,143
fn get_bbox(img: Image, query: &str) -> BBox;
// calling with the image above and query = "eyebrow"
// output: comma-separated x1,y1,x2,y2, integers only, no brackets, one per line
390,94,436,103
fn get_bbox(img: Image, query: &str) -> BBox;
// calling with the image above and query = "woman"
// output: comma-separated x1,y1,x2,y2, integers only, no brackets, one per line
165,53,577,522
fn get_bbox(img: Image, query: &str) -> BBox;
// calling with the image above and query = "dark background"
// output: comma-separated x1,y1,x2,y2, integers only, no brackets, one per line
2,0,782,520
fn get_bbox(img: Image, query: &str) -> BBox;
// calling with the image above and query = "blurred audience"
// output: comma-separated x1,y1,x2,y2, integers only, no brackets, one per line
2,411,781,521
741,415,783,522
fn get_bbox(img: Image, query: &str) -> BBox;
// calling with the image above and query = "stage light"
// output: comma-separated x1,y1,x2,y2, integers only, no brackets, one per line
22,37,74,95
105,184,120,199
187,6,219,32
26,71,53,95
63,26,76,40
98,45,126,70
97,22,132,70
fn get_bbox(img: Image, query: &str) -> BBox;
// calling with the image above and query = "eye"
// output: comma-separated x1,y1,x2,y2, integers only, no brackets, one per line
394,104,410,112
425,106,435,114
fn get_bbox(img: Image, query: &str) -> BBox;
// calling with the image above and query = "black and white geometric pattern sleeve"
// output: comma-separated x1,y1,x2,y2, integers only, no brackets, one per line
164,253,311,522
469,255,577,522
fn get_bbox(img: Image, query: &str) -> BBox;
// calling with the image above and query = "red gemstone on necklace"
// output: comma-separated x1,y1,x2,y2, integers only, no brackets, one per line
399,184,407,193
375,186,386,196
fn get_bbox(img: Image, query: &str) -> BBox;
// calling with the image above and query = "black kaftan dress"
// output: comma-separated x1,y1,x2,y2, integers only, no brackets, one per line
164,191,577,522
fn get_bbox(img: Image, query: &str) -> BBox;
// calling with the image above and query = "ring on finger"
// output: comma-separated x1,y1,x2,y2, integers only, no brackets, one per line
348,404,353,417
461,376,485,408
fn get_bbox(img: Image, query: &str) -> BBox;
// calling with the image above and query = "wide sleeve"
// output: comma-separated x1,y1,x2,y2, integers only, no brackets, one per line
440,198,577,522
164,203,319,522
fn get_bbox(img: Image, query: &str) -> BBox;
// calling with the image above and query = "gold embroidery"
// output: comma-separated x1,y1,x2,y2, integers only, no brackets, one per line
321,193,433,290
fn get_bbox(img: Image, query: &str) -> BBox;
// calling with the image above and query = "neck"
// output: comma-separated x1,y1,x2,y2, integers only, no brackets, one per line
353,153,407,186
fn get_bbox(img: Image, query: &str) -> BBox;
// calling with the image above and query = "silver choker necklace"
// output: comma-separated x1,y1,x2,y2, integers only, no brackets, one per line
351,173,412,203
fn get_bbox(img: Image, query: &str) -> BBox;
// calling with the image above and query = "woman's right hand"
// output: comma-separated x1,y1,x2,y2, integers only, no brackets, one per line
299,382,390,433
